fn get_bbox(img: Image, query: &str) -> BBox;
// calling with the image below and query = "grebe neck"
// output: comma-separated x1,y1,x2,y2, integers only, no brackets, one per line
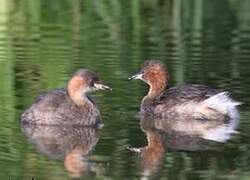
69,92,92,107
141,82,167,111
67,77,93,107
144,77,167,100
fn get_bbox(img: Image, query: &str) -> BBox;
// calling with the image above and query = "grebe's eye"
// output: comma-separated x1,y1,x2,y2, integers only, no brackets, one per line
140,70,145,74
90,80,95,87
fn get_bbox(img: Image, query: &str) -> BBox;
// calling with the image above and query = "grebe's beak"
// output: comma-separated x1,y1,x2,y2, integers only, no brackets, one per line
128,73,142,80
94,83,112,91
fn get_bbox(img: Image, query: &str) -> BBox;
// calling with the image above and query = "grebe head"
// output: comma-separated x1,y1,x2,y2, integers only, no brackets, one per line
67,69,111,105
129,60,168,96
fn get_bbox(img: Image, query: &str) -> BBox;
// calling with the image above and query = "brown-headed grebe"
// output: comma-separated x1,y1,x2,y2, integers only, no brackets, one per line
129,60,241,142
21,69,111,126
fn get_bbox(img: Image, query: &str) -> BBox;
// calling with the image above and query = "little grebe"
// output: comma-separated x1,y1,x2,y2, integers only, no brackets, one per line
129,60,241,142
21,69,111,126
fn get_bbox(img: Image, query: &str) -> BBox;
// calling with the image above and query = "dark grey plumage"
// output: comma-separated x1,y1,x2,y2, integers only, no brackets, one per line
156,84,219,105
21,89,101,126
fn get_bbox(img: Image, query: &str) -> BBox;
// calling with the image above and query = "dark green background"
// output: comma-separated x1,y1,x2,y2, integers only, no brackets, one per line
0,0,250,179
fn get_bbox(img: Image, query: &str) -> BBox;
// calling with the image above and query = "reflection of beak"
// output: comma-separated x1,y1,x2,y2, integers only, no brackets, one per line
128,73,142,80
94,83,112,91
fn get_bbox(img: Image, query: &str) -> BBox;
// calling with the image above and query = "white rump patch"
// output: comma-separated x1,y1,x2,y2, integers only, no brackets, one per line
204,92,241,113
202,92,241,142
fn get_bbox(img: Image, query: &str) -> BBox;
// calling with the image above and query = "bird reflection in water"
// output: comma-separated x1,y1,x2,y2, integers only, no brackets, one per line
128,115,220,180
22,123,106,178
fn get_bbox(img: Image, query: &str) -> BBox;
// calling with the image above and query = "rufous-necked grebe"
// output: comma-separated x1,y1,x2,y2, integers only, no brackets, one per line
129,60,241,142
21,69,111,126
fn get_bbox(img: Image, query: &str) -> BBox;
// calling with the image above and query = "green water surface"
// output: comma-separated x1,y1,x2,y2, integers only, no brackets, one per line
0,0,250,179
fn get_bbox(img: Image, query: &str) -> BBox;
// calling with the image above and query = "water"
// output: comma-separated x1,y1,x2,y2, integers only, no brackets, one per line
0,0,250,179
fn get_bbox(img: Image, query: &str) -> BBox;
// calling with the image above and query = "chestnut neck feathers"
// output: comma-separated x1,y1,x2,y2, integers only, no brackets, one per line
67,75,88,106
67,69,97,106
142,61,169,99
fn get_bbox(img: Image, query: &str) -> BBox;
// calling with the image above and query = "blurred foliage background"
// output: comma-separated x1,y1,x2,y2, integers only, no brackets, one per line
0,0,250,179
